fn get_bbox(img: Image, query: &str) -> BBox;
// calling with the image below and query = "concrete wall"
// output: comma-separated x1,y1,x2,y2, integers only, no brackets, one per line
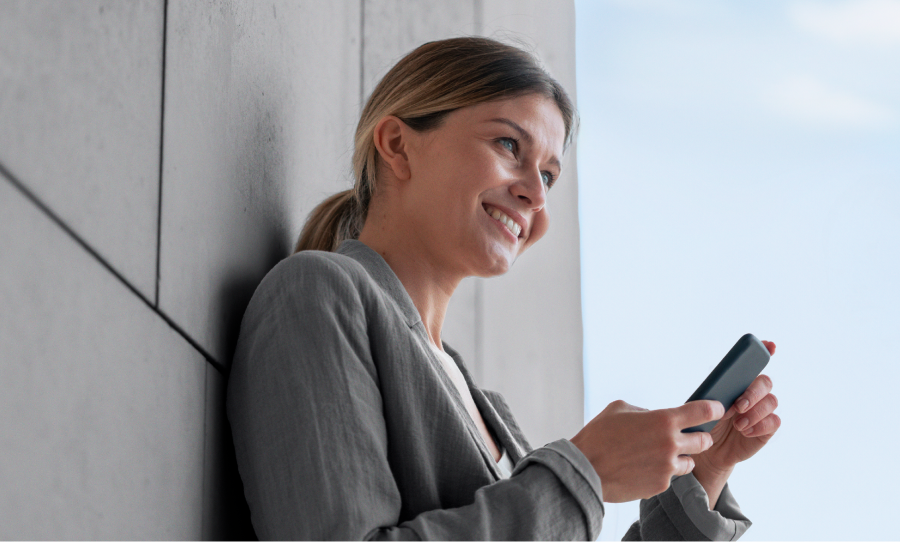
0,0,581,537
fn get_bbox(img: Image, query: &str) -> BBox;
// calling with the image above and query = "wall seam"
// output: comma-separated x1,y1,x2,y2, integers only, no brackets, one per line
0,162,225,375
359,0,365,105
474,0,483,36
473,0,484,384
154,0,168,308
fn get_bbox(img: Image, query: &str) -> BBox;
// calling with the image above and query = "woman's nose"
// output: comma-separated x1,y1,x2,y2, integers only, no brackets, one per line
510,169,547,210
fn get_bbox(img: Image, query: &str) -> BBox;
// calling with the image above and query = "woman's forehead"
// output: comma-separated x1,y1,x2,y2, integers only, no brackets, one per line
454,96,566,148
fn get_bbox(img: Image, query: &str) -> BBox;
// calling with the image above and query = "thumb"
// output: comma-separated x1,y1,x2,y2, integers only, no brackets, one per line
670,400,725,430
674,454,696,477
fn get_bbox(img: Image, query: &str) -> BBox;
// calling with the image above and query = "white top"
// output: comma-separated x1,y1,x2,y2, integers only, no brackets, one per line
496,445,515,479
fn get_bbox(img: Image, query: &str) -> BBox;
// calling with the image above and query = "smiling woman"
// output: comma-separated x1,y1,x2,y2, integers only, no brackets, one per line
293,38,574,257
226,36,779,540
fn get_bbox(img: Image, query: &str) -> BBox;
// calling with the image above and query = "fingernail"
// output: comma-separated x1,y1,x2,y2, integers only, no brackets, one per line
737,399,750,412
735,417,749,431
743,426,754,436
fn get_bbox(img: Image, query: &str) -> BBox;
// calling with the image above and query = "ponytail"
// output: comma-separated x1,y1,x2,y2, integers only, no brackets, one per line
293,190,362,253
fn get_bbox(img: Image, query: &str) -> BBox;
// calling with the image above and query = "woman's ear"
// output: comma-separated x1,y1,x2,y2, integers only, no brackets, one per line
372,116,412,181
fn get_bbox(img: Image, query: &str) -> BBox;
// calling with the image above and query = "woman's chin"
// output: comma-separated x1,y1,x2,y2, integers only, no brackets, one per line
473,249,515,277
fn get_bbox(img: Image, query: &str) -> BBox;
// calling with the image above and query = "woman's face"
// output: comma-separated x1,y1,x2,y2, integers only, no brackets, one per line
399,94,566,277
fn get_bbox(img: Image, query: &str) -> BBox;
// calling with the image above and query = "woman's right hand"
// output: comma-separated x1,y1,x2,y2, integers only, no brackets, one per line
570,399,723,503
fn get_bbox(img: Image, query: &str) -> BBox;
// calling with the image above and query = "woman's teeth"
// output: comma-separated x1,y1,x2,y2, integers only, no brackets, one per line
485,206,522,237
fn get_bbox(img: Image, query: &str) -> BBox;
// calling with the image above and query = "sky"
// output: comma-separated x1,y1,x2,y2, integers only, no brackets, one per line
575,1,900,540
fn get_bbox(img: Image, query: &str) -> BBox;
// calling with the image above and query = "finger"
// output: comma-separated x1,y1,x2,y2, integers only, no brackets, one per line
734,374,774,414
720,403,738,422
671,400,725,429
733,393,778,433
677,430,714,455
739,413,781,438
762,340,776,356
673,454,696,477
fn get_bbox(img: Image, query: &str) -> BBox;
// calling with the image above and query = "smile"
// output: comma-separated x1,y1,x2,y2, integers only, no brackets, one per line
483,204,523,238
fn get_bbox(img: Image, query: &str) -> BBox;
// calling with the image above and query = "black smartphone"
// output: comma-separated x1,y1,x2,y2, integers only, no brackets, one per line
682,333,771,433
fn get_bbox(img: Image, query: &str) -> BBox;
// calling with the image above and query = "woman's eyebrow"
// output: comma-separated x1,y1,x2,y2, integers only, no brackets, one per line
487,118,561,169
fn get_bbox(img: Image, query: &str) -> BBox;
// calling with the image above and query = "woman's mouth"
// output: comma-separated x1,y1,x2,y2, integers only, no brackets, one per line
483,204,523,238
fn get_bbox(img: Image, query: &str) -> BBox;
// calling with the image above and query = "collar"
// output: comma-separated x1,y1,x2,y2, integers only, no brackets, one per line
335,239,423,328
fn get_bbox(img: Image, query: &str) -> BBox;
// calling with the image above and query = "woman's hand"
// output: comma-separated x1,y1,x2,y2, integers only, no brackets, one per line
690,340,781,508
693,341,781,474
570,399,724,503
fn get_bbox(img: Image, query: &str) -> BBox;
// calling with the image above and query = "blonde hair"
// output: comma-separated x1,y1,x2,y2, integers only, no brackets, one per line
294,37,576,253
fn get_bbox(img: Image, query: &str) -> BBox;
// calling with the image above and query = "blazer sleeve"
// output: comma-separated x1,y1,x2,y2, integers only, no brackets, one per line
226,254,604,540
621,475,752,541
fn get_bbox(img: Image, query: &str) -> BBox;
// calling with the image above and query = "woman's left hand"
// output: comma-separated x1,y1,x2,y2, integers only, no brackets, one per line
693,340,781,474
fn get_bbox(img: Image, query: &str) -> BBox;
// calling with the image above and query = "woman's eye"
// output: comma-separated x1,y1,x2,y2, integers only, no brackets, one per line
541,171,555,188
499,137,517,153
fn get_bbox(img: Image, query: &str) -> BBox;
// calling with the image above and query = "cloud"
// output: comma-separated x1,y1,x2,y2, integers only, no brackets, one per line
763,75,896,129
790,0,900,46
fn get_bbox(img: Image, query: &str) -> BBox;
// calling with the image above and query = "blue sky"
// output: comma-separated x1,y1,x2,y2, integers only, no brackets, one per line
575,1,900,539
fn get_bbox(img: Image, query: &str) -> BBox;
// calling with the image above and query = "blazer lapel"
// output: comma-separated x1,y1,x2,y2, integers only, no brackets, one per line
472,388,528,465
444,344,529,468
417,338,501,480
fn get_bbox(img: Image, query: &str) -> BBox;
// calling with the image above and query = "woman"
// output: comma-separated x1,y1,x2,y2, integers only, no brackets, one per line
227,37,781,540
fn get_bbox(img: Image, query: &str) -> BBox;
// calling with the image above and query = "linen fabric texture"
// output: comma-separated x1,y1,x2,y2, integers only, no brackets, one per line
226,240,752,540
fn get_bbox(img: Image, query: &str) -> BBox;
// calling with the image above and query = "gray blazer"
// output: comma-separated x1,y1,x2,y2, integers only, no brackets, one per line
227,240,752,540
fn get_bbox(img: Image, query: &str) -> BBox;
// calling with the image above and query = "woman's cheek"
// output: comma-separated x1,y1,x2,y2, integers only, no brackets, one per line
523,207,550,252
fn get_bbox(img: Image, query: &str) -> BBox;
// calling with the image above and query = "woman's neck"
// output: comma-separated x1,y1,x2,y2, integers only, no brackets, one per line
358,218,461,351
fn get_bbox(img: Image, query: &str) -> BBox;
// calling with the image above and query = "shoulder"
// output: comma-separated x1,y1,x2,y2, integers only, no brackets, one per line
234,250,378,365
256,249,375,305
269,249,369,283
233,250,381,342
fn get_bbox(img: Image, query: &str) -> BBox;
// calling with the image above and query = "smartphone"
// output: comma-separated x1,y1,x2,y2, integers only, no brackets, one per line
682,333,771,433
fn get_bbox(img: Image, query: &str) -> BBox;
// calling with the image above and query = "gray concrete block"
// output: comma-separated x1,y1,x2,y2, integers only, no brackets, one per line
159,0,361,366
362,0,476,99
480,0,577,79
0,178,206,539
0,0,164,299
477,0,583,447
